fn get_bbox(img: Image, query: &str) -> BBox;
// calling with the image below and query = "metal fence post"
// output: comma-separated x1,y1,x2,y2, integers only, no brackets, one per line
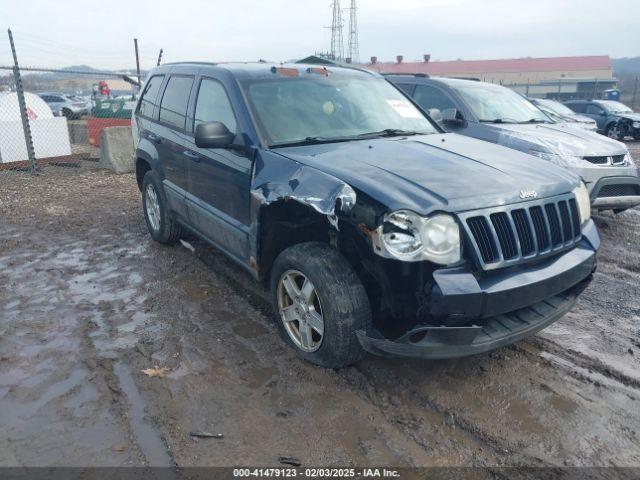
8,29,37,173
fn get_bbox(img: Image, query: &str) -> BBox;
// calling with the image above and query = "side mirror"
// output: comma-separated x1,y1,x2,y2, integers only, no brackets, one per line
195,121,235,148
442,108,464,125
428,108,443,123
600,111,607,116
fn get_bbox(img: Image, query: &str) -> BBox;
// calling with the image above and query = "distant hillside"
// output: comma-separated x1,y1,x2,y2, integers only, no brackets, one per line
612,57,640,77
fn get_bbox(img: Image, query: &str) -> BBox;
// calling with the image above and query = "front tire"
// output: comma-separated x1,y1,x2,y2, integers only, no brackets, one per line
141,171,183,244
270,242,372,368
605,123,624,140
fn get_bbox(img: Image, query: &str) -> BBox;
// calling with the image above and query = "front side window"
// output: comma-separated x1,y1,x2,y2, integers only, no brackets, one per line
586,104,604,115
413,84,456,112
138,75,165,118
452,83,549,123
159,75,194,129
242,74,436,146
194,78,237,132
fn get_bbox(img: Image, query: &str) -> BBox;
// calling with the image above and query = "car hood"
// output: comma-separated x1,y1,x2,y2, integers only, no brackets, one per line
567,113,596,124
273,133,579,215
489,122,627,157
619,112,640,122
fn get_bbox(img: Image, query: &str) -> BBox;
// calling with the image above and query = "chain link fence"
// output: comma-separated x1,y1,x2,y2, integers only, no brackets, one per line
0,31,143,178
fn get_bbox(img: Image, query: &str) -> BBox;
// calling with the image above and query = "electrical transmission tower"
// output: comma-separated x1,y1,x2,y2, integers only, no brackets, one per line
330,0,344,61
347,0,359,63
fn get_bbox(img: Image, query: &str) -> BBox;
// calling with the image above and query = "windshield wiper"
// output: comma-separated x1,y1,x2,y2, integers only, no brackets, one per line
479,118,515,124
269,136,357,148
269,129,425,148
355,128,423,138
519,118,549,124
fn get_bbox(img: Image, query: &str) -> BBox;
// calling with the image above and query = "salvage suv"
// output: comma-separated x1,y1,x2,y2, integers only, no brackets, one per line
132,62,599,368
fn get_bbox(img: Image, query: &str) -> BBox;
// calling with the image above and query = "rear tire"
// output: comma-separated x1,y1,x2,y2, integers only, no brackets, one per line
141,171,183,244
270,242,372,368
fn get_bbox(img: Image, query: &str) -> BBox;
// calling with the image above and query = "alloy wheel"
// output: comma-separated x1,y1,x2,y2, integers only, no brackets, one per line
145,183,161,232
277,269,325,352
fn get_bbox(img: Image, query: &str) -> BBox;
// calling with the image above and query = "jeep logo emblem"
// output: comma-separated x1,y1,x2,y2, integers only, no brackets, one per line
519,190,538,199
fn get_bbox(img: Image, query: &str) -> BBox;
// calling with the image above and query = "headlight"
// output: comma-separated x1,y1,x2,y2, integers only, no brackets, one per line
632,121,640,128
529,150,586,168
572,182,591,225
624,152,635,166
371,211,461,265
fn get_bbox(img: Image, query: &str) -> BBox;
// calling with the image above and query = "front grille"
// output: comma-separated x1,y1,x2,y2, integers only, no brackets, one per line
597,184,640,198
461,194,581,270
583,154,627,166
584,156,609,165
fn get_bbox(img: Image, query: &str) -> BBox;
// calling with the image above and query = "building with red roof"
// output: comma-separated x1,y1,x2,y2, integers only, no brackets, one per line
361,55,615,99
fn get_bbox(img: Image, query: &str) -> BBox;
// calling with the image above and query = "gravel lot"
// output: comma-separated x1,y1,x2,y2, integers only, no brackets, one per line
0,142,639,467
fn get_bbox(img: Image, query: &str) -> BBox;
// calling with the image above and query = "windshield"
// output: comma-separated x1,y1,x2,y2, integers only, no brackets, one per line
597,101,633,114
452,83,549,123
536,99,575,116
242,74,437,146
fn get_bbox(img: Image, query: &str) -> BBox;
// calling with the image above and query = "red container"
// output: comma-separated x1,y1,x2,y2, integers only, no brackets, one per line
87,116,132,146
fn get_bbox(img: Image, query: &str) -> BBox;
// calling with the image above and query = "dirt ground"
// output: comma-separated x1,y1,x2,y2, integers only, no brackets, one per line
1,143,639,468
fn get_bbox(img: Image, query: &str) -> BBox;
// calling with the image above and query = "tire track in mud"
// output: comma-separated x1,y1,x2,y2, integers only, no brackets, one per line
516,337,640,392
336,362,540,467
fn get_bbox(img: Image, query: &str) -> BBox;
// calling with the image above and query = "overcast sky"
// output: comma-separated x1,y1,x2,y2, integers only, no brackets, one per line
1,0,638,70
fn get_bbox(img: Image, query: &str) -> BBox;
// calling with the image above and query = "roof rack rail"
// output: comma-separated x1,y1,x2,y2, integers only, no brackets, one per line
294,56,378,76
161,61,218,66
381,72,429,78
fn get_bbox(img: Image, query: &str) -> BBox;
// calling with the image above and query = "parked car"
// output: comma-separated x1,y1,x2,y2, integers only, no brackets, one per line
387,75,640,212
38,92,89,119
564,99,640,140
132,62,598,368
528,98,597,131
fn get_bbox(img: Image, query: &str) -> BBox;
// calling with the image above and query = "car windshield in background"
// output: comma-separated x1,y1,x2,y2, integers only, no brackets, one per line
598,100,633,114
242,75,436,147
453,83,550,124
537,99,576,116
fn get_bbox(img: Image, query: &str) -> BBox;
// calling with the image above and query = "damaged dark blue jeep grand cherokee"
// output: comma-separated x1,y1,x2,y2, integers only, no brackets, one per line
132,62,599,368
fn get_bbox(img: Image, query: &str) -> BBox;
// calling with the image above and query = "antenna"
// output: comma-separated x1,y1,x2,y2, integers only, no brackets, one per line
347,0,359,63
330,0,344,61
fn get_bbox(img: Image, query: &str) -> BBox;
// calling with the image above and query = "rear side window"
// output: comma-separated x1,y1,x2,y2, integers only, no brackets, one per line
413,85,456,112
159,75,194,130
194,78,237,132
395,83,415,96
138,75,165,118
568,103,586,113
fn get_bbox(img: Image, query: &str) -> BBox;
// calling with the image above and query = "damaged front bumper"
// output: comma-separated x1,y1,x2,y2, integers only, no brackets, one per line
356,221,599,359
356,279,589,359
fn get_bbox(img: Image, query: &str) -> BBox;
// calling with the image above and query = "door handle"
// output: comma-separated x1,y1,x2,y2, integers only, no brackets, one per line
184,150,201,162
148,133,162,144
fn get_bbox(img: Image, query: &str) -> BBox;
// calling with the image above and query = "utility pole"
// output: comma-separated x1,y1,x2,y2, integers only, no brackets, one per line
632,76,639,111
156,48,163,67
347,0,359,63
330,0,344,61
8,29,37,173
133,38,141,87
